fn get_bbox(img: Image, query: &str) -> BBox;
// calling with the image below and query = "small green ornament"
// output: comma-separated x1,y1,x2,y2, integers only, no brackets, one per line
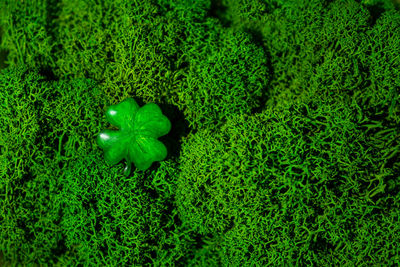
97,98,171,176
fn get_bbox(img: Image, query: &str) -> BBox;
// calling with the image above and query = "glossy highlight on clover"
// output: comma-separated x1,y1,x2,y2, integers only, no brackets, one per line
97,98,171,176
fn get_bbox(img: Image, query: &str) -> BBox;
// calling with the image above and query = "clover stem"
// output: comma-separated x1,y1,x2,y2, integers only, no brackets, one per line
123,161,132,176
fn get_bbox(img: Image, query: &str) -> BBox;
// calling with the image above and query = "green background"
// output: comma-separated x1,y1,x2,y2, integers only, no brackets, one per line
1,0,399,265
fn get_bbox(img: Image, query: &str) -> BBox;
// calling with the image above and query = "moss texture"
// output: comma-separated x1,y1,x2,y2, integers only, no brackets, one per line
1,0,399,265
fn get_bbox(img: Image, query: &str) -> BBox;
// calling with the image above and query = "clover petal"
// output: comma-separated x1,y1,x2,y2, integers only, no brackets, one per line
97,98,171,175
133,103,171,138
128,136,168,171
97,130,130,165
105,98,139,130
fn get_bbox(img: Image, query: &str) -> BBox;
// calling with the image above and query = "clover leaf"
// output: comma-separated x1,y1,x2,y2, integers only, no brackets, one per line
97,98,171,176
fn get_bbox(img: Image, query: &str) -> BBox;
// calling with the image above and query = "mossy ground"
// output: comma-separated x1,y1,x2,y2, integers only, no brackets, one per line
1,0,399,265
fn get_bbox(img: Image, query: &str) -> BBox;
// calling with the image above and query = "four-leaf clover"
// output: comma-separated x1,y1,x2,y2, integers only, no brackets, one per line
97,98,171,176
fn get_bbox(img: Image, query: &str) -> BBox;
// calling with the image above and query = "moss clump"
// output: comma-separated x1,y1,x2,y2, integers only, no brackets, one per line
0,67,104,264
175,25,270,129
178,95,400,265
57,153,187,266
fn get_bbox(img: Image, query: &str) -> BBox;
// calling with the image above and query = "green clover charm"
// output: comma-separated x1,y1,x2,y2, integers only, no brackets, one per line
97,98,171,176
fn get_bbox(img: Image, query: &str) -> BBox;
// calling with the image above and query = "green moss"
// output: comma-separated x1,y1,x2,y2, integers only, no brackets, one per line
0,67,198,266
58,150,202,266
362,10,400,123
1,0,400,265
0,67,105,264
0,67,62,265
0,0,54,69
175,25,270,129
178,95,400,265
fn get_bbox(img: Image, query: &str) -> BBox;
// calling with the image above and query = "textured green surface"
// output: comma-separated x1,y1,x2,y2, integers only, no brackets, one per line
1,0,400,265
